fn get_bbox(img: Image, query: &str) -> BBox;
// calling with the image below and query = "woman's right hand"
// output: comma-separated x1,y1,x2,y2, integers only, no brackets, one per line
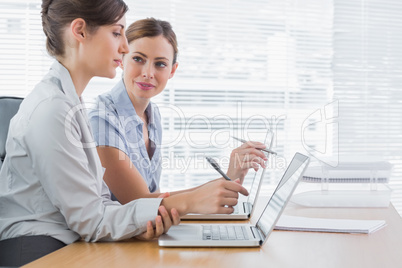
226,141,268,184
159,179,248,216
188,178,249,214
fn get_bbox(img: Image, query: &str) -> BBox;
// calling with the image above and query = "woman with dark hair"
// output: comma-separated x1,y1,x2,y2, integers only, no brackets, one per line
89,18,266,208
0,2,181,266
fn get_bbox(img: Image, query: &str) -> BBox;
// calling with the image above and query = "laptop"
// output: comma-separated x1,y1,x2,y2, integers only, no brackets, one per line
158,152,310,247
181,165,266,220
181,132,274,220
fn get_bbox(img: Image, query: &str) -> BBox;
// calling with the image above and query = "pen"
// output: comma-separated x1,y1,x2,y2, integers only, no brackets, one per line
231,136,277,155
205,156,232,181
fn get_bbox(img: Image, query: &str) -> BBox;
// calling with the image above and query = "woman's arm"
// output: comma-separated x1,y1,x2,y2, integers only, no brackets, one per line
97,146,162,203
26,97,167,242
97,145,249,215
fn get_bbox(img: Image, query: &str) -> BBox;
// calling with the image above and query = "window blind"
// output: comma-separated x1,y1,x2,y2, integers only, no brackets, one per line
1,0,401,214
121,0,333,194
333,0,402,214
0,1,51,97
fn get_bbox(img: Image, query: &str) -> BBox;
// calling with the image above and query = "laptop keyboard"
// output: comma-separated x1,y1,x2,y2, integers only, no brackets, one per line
202,225,249,240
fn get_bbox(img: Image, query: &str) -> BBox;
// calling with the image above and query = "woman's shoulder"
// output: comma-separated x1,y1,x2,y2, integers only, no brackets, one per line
21,61,83,118
23,80,75,120
89,80,127,119
89,91,118,120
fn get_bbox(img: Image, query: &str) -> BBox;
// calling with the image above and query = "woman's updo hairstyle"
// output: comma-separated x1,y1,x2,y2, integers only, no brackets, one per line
41,0,128,57
125,18,178,64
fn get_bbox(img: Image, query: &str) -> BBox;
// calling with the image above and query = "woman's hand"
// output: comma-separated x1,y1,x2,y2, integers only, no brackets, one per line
135,193,180,240
226,141,268,184
188,178,249,214
157,179,249,216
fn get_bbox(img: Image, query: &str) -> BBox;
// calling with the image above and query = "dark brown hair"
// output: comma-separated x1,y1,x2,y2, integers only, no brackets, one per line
41,0,129,57
126,18,178,64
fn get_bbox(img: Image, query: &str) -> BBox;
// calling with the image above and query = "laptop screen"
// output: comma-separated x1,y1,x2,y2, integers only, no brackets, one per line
246,131,274,205
246,161,266,205
255,153,309,242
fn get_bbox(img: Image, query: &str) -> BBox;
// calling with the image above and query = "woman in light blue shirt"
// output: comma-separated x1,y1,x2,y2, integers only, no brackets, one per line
89,18,267,208
90,81,163,194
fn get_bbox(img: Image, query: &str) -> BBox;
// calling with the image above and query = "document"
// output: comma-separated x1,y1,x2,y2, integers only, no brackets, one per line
275,215,386,234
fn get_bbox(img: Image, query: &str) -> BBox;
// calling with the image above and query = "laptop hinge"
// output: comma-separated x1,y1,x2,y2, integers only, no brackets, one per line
243,202,251,216
250,226,265,245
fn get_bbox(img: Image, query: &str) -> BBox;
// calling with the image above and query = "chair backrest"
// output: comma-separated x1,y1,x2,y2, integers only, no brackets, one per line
0,96,23,170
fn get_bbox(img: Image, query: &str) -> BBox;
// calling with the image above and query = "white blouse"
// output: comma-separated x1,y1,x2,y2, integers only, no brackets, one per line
0,61,162,244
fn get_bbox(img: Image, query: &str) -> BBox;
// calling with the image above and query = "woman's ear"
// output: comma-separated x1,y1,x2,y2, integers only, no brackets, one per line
70,18,87,42
169,62,179,79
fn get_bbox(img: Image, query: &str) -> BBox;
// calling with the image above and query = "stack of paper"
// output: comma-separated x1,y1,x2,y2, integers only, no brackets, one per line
275,215,386,234
302,158,393,184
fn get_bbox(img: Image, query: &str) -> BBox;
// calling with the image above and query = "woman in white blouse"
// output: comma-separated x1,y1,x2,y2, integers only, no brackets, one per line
0,0,246,266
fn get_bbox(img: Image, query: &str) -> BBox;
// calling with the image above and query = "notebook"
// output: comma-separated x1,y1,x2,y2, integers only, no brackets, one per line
181,166,266,220
275,215,386,234
158,152,310,247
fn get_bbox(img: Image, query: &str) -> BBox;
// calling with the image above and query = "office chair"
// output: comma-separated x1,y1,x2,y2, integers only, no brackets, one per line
0,96,23,170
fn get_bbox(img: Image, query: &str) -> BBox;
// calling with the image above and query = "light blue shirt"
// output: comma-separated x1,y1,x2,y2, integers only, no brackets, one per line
0,61,162,244
89,80,162,194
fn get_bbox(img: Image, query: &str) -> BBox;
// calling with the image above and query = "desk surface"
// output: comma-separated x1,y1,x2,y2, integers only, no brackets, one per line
24,201,402,268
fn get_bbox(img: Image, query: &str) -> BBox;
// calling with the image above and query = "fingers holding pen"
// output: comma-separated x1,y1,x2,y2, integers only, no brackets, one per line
216,179,249,197
219,196,239,207
216,180,249,214
239,140,267,151
228,142,269,180
188,178,248,214
240,153,268,170
216,203,238,214
240,157,267,171
226,178,249,196
233,147,268,164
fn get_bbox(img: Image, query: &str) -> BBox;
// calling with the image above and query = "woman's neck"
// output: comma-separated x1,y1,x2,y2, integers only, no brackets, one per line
58,57,91,97
127,90,150,119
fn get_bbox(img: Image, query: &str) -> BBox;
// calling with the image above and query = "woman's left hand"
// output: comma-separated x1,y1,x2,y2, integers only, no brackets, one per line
226,141,268,184
135,193,181,240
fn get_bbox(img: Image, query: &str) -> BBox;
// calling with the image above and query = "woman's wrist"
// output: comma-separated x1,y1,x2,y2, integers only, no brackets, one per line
226,169,242,182
160,192,190,216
